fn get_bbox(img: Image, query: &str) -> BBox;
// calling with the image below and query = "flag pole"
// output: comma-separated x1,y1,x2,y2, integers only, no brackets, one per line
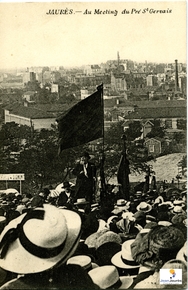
97,84,106,202
117,134,130,200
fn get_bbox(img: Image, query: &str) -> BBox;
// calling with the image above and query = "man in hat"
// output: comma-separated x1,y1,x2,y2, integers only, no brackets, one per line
72,152,97,205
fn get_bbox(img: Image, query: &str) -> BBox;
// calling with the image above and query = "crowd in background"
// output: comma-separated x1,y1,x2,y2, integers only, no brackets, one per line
0,179,187,289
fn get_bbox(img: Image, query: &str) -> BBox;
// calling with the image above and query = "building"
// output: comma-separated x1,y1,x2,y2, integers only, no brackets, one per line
147,75,158,86
111,72,127,91
123,105,186,130
23,72,36,84
4,103,57,130
145,137,162,156
51,84,59,93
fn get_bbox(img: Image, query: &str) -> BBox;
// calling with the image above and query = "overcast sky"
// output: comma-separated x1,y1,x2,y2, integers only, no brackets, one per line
0,1,186,69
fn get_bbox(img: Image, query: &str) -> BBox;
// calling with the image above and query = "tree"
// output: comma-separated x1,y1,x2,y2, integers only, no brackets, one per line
146,119,165,138
104,121,149,179
125,121,142,141
177,119,186,130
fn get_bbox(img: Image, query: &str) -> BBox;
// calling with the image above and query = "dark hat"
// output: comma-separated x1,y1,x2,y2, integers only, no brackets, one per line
62,181,71,189
134,211,146,221
148,225,185,262
96,242,121,266
81,151,90,159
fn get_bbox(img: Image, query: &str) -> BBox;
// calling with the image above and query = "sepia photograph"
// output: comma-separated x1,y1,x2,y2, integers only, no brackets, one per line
0,1,187,289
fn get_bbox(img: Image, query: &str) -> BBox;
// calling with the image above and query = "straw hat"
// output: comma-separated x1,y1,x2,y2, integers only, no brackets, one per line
88,265,133,289
111,199,130,214
0,204,82,274
0,216,6,224
67,255,98,271
96,231,122,249
74,198,89,205
176,241,187,264
111,239,140,269
136,202,152,213
84,229,108,248
172,205,186,214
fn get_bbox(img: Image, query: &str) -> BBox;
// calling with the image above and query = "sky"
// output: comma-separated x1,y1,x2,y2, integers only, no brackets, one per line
0,1,186,69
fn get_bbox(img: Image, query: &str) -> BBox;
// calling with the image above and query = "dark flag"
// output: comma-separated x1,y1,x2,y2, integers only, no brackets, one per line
117,135,130,200
56,85,103,152
117,153,130,200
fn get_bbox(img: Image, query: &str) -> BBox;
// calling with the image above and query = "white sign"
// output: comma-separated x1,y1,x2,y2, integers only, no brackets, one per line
160,269,182,285
0,174,25,181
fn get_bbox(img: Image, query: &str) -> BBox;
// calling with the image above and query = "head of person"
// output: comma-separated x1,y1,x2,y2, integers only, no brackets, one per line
80,152,90,164
0,204,82,275
148,225,185,268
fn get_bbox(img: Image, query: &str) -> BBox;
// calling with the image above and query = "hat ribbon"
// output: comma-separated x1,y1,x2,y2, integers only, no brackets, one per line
106,278,122,289
0,209,67,259
121,255,139,266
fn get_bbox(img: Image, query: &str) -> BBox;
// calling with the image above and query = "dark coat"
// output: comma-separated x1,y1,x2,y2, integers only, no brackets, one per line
72,162,96,202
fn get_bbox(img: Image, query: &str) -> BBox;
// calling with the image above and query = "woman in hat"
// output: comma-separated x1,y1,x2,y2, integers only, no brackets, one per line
72,152,97,205
0,204,98,289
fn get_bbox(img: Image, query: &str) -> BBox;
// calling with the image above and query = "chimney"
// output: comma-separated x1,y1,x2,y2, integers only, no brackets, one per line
175,59,179,92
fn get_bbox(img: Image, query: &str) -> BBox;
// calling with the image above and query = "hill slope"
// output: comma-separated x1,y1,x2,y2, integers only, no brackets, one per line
129,153,186,183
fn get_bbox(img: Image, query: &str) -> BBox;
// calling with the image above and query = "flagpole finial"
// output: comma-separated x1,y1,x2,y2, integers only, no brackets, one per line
97,83,103,91
121,134,126,141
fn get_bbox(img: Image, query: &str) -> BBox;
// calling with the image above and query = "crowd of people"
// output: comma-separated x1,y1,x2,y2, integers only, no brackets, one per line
0,154,187,289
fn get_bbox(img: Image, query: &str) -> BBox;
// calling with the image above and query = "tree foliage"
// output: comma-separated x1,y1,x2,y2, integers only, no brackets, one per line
146,119,165,138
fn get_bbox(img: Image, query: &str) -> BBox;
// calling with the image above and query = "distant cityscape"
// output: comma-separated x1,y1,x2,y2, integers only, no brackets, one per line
0,54,186,153
0,53,186,187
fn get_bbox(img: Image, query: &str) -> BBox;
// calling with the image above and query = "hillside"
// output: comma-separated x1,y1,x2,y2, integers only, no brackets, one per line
129,153,186,183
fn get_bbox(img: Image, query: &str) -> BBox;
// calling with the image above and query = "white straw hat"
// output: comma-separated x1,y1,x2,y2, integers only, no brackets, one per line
0,204,82,274
88,265,133,289
67,255,98,271
136,202,152,213
111,239,140,269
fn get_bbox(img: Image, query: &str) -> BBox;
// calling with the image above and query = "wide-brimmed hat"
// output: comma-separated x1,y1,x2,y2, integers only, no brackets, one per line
67,255,98,271
62,181,72,189
171,205,185,214
158,221,172,226
112,199,130,214
81,151,90,159
111,239,140,269
88,265,133,289
96,231,122,249
85,229,108,249
0,216,6,225
176,241,187,263
0,204,82,274
74,198,89,205
136,202,152,213
173,200,185,206
146,215,156,223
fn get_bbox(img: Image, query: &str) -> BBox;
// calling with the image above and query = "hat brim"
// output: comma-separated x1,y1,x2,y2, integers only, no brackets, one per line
119,276,133,289
111,251,140,269
112,206,129,215
74,201,89,205
176,247,187,263
136,204,152,213
0,207,82,274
